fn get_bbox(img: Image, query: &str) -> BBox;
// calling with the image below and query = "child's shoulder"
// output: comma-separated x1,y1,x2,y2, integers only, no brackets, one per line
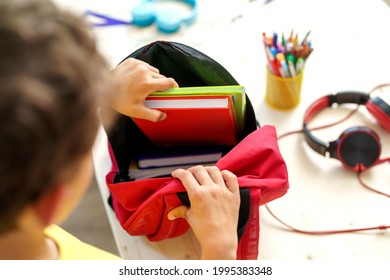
45,224,121,260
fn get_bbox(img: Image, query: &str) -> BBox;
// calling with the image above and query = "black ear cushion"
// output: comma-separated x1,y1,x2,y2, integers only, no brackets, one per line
337,127,381,171
366,97,390,132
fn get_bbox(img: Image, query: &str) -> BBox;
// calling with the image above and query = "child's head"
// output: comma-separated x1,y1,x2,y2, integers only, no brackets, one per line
0,0,111,233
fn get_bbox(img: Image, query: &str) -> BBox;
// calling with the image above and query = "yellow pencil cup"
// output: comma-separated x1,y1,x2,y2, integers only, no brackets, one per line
265,69,304,110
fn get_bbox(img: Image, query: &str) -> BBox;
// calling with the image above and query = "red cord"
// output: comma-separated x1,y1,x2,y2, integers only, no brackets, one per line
357,157,390,199
266,84,390,235
265,204,390,235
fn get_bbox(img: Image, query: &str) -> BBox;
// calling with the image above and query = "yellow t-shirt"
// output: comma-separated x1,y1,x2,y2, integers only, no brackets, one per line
44,224,122,260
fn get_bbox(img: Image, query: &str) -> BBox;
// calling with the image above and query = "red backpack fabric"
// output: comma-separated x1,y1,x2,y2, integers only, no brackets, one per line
105,125,288,260
101,41,289,259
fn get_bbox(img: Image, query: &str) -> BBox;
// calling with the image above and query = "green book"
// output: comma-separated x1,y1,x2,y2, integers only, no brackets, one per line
151,85,246,131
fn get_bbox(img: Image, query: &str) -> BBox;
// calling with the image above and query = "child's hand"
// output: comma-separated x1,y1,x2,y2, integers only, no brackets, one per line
168,165,240,260
110,58,178,122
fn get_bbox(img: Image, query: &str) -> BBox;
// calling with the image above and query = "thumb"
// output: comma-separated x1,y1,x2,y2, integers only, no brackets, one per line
136,106,167,122
167,205,189,221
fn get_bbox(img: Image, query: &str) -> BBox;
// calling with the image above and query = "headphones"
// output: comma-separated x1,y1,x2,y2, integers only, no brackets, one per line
131,0,198,33
303,91,390,172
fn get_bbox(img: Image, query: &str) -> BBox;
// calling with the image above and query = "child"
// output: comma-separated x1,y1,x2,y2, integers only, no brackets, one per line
0,0,240,259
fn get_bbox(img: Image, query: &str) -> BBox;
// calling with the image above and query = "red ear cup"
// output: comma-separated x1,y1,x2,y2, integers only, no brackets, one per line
304,92,388,172
366,97,390,132
336,126,381,171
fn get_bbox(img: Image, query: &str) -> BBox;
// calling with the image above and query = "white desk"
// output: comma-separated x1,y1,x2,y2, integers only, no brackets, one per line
56,0,390,259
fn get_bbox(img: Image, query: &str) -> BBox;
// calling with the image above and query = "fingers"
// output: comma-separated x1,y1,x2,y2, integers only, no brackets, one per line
172,165,237,195
123,58,158,73
188,165,228,186
186,166,214,186
172,166,222,192
149,76,179,92
118,58,178,91
171,168,201,193
205,166,225,185
110,58,179,121
169,165,240,259
145,63,160,74
221,170,239,195
126,58,179,91
133,106,167,122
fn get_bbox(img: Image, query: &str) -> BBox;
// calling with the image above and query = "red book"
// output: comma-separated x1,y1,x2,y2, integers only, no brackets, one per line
132,95,238,146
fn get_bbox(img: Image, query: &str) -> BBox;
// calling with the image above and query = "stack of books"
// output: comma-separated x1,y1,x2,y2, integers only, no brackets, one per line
132,85,246,146
129,146,223,180
129,85,246,180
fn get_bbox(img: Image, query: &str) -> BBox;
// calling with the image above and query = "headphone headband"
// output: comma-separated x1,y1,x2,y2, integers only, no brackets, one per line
303,91,369,123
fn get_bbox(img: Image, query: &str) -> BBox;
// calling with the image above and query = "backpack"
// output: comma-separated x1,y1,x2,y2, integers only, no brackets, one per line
101,41,289,259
